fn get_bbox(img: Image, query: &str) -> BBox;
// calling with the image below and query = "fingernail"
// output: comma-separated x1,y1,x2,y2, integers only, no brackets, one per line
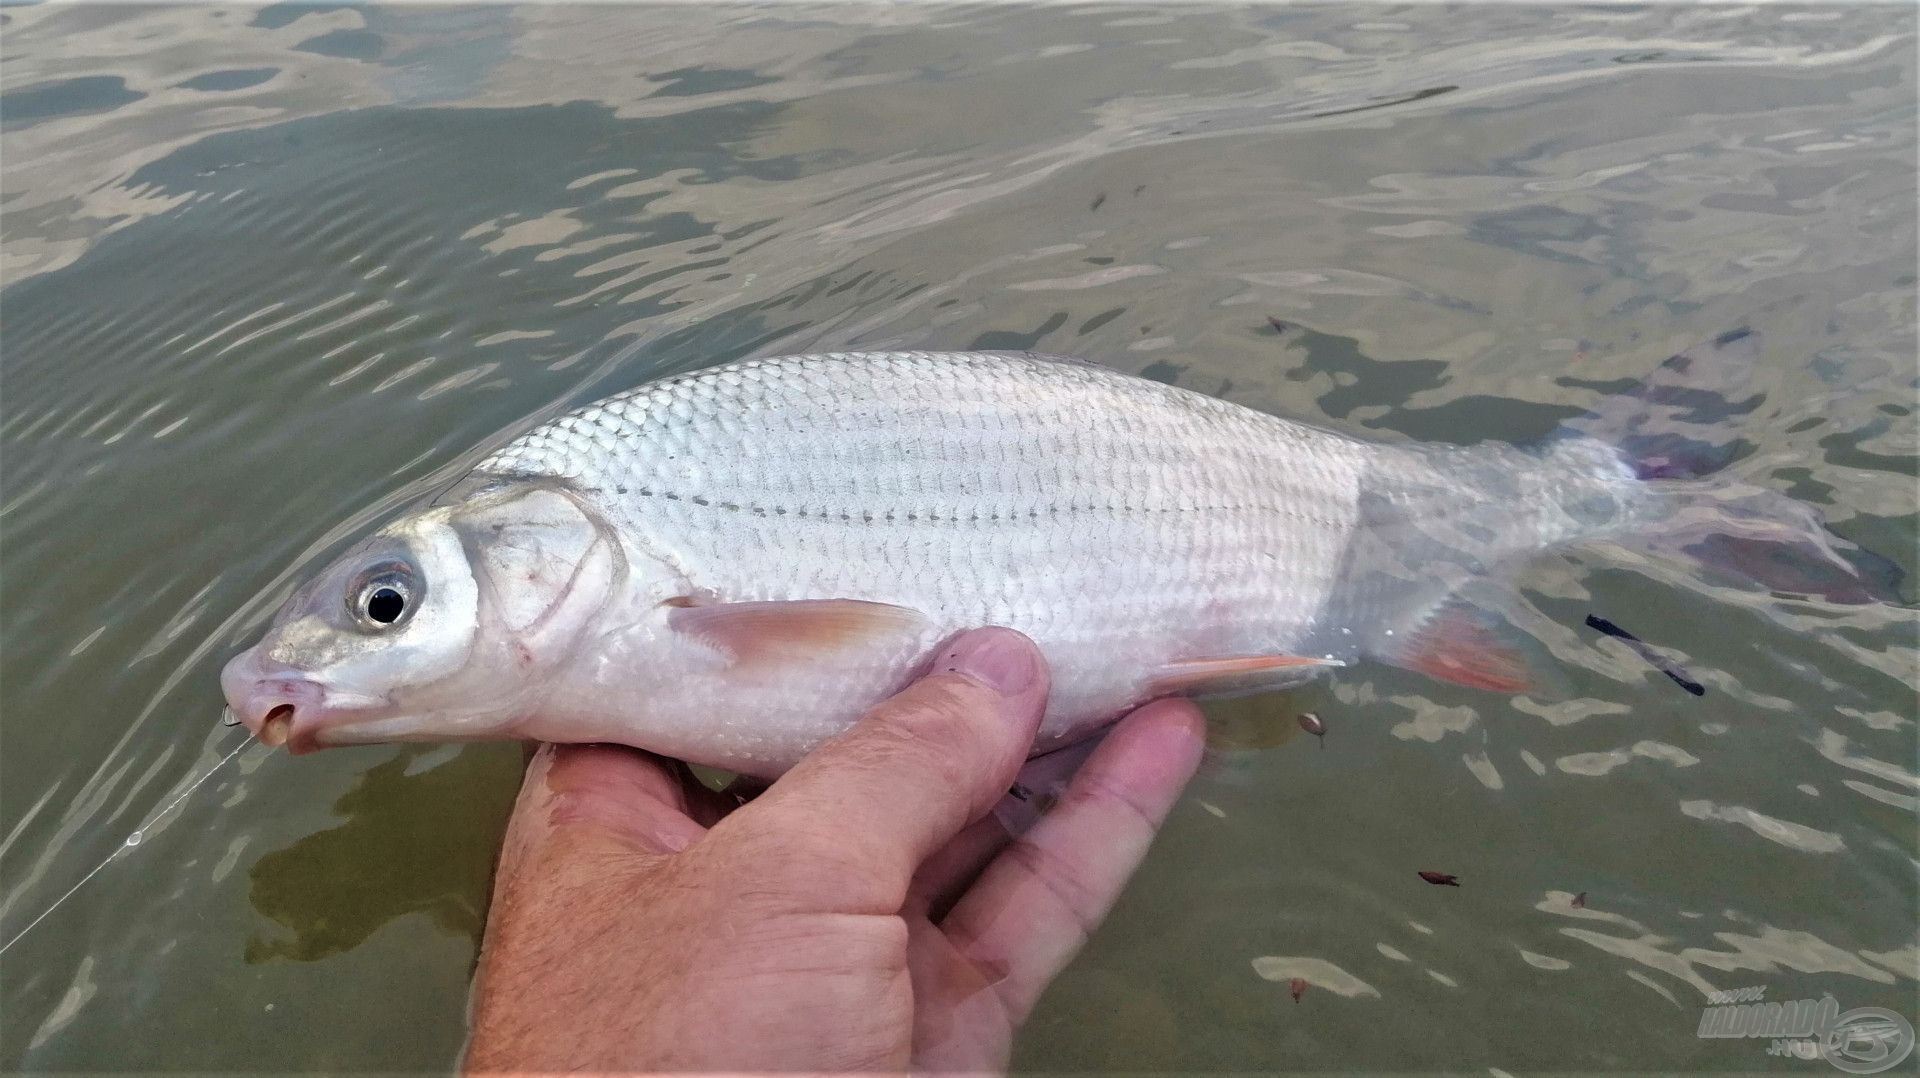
944,627,1042,696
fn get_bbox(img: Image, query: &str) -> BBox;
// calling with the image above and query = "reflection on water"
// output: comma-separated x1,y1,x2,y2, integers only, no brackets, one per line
245,745,521,964
2,3,1913,1073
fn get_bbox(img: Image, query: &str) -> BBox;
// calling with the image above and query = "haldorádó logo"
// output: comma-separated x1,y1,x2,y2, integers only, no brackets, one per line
1697,988,1915,1075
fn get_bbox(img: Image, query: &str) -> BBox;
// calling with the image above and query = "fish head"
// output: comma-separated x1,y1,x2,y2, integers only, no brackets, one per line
221,482,624,752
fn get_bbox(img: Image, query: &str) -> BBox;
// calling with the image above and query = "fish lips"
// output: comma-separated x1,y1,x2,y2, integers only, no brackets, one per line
219,651,384,754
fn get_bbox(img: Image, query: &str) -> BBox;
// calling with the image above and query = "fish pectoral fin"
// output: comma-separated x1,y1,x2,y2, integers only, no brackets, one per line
1382,596,1546,695
666,597,930,666
1148,652,1343,696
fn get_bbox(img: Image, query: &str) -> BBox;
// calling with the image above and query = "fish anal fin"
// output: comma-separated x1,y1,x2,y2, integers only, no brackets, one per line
668,598,930,666
1148,653,1342,696
1388,598,1536,694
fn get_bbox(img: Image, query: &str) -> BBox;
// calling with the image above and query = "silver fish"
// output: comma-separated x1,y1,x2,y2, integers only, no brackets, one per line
221,337,1871,776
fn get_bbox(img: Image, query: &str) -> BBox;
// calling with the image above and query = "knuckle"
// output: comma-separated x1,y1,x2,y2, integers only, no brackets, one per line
719,814,900,911
1065,771,1161,834
859,678,1016,812
866,677,1001,765
788,825,891,884
888,678,990,737
1002,838,1104,941
742,913,908,978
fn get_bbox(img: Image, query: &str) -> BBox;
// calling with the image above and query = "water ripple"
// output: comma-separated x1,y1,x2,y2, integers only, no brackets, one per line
2,3,1913,1073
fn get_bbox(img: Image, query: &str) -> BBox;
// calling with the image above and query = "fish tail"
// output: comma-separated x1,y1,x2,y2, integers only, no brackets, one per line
1557,329,1901,604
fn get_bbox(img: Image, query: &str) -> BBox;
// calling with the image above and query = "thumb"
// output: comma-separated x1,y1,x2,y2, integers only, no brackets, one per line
716,627,1049,913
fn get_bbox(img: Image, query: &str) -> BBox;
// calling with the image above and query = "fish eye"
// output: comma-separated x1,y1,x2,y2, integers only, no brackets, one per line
367,586,405,623
349,563,418,630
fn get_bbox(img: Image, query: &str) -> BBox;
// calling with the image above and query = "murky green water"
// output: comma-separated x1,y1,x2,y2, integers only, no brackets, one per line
3,4,1915,1072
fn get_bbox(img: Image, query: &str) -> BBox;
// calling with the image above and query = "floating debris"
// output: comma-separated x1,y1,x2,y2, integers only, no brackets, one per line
1289,977,1308,1003
1418,871,1461,887
1571,891,1587,909
1586,614,1705,696
1296,710,1326,747
1266,316,1291,335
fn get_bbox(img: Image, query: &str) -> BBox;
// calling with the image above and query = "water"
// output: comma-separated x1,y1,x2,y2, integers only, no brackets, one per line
3,4,1914,1072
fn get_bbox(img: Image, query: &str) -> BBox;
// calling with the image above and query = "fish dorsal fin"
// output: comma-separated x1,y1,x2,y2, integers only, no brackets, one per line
1148,653,1343,696
667,597,930,666
1384,596,1538,694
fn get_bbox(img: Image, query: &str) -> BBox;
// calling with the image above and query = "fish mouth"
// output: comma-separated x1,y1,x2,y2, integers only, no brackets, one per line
255,703,338,755
257,704,296,748
220,651,382,755
229,688,345,755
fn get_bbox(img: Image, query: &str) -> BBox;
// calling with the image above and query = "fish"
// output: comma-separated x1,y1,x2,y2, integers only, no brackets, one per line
221,336,1883,777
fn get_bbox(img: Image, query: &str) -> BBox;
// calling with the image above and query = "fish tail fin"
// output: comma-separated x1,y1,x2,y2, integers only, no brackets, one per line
1557,329,1901,604
1558,326,1765,482
1617,481,1902,605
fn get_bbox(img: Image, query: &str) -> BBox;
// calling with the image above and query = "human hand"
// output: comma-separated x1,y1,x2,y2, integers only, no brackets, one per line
463,627,1206,1074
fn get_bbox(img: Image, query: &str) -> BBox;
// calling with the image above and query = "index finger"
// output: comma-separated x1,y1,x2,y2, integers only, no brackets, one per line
940,698,1206,1020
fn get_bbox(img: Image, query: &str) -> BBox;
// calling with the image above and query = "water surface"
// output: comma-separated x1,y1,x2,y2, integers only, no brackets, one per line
3,4,1915,1072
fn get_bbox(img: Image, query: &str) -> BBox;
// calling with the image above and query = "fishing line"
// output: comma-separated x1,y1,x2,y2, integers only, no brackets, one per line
0,730,255,957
